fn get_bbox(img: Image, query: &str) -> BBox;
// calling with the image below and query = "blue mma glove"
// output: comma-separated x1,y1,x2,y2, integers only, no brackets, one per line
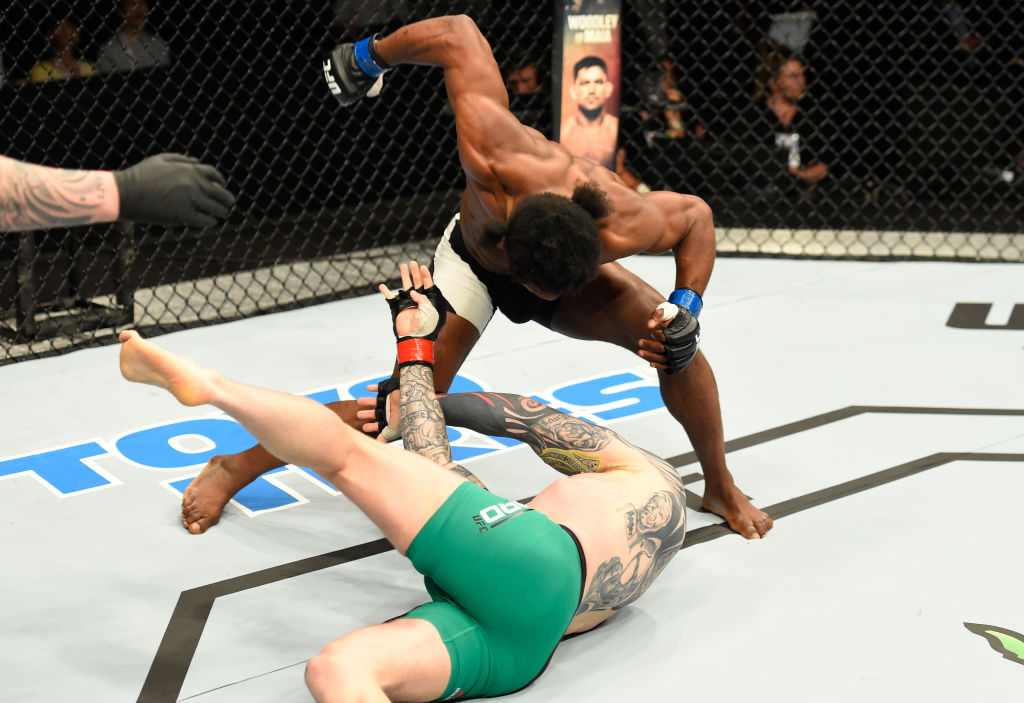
322,35,391,106
657,287,702,374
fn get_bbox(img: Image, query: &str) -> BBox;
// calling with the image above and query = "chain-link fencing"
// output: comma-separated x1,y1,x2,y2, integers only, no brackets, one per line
1,1,1020,363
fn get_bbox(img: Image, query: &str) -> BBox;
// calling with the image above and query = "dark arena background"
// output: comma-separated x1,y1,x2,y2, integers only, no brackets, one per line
1,1,1021,362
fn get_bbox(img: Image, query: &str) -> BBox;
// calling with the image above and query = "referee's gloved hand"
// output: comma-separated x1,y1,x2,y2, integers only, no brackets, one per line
114,154,235,228
322,35,391,106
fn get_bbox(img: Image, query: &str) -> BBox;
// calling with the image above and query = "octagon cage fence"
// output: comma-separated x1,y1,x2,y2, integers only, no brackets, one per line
1,1,1021,363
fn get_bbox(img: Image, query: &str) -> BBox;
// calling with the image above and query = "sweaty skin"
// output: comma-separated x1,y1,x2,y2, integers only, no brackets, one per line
182,15,772,541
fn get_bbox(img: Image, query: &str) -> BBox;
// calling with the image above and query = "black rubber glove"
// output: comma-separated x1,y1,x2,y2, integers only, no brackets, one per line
113,154,235,228
322,36,389,107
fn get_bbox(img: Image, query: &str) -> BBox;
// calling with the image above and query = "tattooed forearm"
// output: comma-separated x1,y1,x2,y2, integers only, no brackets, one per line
399,363,452,467
398,365,486,485
0,156,119,232
439,392,617,474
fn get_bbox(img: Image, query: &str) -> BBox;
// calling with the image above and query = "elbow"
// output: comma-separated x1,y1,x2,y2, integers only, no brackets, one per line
440,14,489,55
447,14,482,36
673,194,716,257
684,194,713,227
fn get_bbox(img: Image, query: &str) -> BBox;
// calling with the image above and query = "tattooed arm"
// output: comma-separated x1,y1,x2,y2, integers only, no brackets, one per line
398,360,487,487
0,155,119,232
0,153,234,232
438,392,638,475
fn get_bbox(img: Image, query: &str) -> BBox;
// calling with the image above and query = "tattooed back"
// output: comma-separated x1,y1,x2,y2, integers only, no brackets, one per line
527,444,687,635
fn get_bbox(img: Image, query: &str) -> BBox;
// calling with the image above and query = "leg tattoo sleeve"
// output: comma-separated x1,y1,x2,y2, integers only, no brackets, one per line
439,392,618,475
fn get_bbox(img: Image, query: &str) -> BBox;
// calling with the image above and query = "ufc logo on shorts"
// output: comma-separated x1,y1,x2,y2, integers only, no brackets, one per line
322,60,341,95
472,500,528,532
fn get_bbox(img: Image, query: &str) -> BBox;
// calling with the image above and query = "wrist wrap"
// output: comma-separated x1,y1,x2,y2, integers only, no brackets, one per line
354,35,391,77
668,287,703,318
397,338,434,367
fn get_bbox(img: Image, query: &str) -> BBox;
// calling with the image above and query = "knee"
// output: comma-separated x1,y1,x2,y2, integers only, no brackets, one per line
304,647,340,700
305,642,378,701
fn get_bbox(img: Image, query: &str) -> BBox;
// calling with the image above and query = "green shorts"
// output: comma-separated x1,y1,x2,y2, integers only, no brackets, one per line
402,481,585,700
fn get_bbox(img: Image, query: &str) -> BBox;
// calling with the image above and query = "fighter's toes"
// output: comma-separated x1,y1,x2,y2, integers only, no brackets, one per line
703,483,774,540
736,509,774,539
181,507,218,534
753,511,774,538
181,494,221,534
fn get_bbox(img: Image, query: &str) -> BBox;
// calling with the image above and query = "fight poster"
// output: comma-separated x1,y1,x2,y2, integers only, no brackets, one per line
553,0,622,170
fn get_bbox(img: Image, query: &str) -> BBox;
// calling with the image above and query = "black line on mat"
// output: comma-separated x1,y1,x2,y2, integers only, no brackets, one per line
138,405,1024,702
137,539,391,703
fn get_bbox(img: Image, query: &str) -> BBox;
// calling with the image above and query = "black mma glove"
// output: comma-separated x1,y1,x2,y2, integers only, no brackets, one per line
656,302,701,374
376,283,452,441
114,154,235,228
322,35,391,107
373,376,401,443
386,284,452,367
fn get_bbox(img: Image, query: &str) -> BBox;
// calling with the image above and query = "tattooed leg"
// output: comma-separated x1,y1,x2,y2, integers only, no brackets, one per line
438,392,619,475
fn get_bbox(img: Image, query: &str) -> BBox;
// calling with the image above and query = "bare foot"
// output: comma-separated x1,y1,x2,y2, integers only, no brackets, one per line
181,444,286,534
118,330,214,407
702,481,773,539
181,455,239,534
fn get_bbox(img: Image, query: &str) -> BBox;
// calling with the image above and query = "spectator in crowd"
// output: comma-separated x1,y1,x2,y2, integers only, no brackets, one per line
30,19,93,83
627,0,673,106
559,55,618,169
504,58,549,136
505,59,539,95
615,59,706,195
944,1,983,52
746,40,829,192
654,59,704,140
96,0,170,74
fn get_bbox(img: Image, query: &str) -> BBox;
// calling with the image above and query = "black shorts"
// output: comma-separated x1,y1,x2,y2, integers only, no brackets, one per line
447,217,560,328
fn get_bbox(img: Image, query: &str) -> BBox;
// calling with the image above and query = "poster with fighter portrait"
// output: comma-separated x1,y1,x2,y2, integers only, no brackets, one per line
553,0,622,171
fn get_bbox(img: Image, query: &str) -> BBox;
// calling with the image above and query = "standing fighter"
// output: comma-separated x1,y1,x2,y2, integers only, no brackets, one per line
119,261,687,700
182,14,772,540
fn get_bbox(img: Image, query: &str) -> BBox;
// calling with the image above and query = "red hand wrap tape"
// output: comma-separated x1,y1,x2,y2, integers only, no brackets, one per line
397,338,434,366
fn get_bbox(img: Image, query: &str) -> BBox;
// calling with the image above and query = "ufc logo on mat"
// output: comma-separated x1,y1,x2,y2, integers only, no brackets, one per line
473,500,528,532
